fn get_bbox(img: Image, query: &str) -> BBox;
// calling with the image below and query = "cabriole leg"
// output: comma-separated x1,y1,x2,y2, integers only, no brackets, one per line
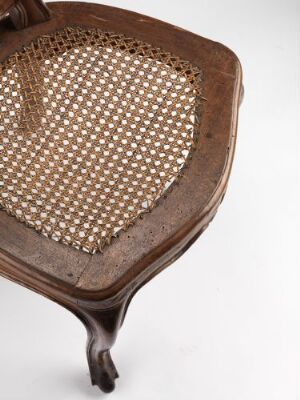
73,301,126,393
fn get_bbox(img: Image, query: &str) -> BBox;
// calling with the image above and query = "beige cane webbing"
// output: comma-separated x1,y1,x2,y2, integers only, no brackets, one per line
0,26,202,253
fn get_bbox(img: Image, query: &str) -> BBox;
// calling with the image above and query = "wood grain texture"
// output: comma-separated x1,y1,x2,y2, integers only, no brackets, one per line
0,0,242,392
0,1,242,298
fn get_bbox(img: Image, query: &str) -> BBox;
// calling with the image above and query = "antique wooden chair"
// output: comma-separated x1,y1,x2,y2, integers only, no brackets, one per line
0,0,243,393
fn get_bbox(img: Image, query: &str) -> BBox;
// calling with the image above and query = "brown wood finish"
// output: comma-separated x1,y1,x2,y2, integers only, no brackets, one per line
0,0,50,29
0,0,243,393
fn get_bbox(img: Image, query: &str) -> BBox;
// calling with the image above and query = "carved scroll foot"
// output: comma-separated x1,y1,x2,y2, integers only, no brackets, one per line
73,302,126,393
88,349,119,392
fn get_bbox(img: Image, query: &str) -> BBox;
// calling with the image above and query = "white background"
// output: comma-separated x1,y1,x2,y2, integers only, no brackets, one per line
0,0,299,399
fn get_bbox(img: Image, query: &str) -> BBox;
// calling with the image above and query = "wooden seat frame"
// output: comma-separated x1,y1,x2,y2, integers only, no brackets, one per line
0,0,243,393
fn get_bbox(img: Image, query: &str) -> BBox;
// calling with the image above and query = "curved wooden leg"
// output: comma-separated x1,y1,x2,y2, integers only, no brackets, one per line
72,302,126,393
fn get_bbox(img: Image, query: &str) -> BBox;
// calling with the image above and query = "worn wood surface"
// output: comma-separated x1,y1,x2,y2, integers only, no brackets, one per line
0,0,242,392
0,1,242,297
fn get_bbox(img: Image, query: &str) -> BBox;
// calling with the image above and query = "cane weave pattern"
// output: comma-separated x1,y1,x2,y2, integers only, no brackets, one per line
0,26,202,253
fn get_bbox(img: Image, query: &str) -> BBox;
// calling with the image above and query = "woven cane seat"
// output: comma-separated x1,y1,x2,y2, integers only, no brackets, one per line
0,26,201,253
0,1,242,394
